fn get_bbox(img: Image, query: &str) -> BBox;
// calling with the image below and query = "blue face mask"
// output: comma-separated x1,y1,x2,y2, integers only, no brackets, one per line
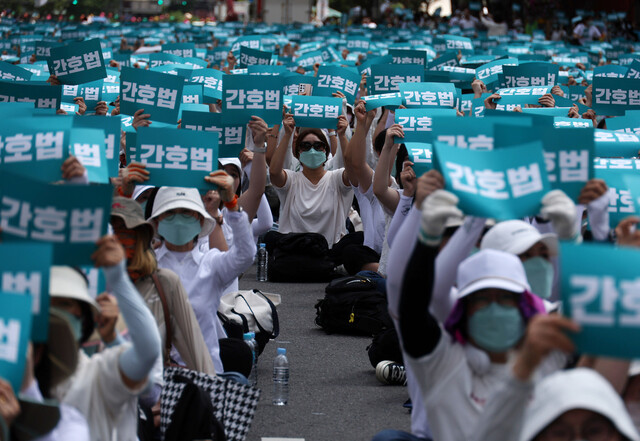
51,307,83,342
298,149,326,169
139,200,148,214
468,303,525,353
523,257,554,299
158,213,201,246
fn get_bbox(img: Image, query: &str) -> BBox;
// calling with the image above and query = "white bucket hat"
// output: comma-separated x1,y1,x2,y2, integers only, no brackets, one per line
520,368,640,441
456,249,530,299
219,158,242,174
150,187,214,238
49,266,99,314
480,220,558,257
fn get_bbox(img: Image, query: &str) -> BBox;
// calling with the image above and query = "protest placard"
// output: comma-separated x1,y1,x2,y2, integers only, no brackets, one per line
0,292,32,392
48,39,106,85
181,110,247,158
394,108,458,143
290,95,342,129
222,74,282,125
120,66,184,124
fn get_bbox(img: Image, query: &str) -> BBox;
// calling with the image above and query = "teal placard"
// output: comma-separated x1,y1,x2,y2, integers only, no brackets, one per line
494,86,553,107
181,110,247,158
131,126,218,190
560,242,640,359
161,42,196,58
248,65,288,76
427,52,459,71
346,36,371,53
406,142,433,176
594,65,629,79
35,40,62,61
314,65,361,104
238,46,272,68
595,167,640,228
69,128,109,184
394,108,458,143
188,68,224,102
605,111,640,136
294,50,325,70
0,61,33,82
148,52,184,68
120,66,184,124
431,115,533,150
291,95,342,129
61,80,104,109
0,117,72,183
230,35,264,55
182,84,204,104
592,77,640,116
368,64,423,94
398,82,457,108
501,62,559,87
0,243,52,342
494,126,594,201
0,172,112,265
594,129,640,157
434,34,474,54
389,49,428,67
0,81,61,109
553,117,593,128
72,115,121,178
476,58,518,86
361,92,402,111
48,39,106,85
222,74,283,125
433,141,550,220
626,61,640,79
0,292,32,392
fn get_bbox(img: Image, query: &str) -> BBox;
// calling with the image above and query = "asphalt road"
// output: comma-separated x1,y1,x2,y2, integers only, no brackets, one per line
238,263,412,441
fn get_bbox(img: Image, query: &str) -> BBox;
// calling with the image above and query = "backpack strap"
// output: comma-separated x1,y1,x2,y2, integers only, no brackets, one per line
152,271,173,367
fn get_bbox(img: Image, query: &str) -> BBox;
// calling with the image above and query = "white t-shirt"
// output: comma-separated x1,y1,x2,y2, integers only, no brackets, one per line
54,345,143,441
274,168,354,246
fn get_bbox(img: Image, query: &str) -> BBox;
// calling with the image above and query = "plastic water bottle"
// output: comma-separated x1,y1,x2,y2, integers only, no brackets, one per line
272,347,289,406
257,243,268,282
243,332,258,387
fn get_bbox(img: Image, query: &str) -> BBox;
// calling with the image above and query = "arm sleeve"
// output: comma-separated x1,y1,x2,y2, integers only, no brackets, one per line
431,216,486,322
386,193,414,248
470,373,534,441
103,261,161,382
208,210,256,288
251,194,274,238
399,239,442,358
586,192,611,241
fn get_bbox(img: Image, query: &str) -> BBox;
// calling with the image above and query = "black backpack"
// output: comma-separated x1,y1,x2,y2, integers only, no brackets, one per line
314,275,393,336
366,327,404,368
164,375,226,441
266,232,336,283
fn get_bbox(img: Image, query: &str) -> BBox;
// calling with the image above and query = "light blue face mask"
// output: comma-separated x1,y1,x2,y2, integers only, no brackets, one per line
139,200,148,214
51,307,83,342
523,257,554,299
468,303,525,353
158,213,201,246
298,149,326,169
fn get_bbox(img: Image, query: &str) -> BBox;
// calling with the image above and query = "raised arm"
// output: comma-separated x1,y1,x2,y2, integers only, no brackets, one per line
269,113,295,188
344,101,376,190
373,124,403,212
238,116,268,221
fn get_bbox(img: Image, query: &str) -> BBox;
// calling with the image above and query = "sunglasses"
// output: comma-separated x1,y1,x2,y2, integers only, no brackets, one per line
298,141,327,152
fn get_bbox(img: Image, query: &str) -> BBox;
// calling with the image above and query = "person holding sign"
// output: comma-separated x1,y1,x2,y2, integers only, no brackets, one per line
48,236,161,441
269,112,354,247
149,173,255,377
396,190,569,441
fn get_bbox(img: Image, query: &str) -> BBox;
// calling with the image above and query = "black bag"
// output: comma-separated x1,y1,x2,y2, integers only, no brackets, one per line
367,327,404,368
265,232,336,283
314,275,393,336
163,375,226,441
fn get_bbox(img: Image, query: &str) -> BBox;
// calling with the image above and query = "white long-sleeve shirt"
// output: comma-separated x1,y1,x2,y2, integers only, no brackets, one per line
157,209,256,373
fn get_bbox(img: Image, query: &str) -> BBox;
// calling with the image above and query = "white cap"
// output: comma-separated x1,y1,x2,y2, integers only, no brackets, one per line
520,368,640,441
480,220,558,257
219,157,242,173
456,249,530,299
49,266,99,315
150,187,214,238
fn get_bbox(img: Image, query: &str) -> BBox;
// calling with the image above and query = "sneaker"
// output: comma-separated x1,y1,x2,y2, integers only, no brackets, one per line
376,360,407,386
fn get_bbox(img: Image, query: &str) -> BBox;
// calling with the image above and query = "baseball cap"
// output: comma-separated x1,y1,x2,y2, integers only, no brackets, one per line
480,220,558,257
149,187,214,238
456,249,531,299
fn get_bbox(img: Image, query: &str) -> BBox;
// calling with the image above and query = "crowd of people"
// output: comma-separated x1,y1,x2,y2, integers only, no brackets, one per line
0,4,640,441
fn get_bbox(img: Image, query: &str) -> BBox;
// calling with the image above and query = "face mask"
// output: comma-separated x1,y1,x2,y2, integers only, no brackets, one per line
51,307,83,342
139,200,148,214
523,257,554,299
468,303,525,353
299,149,326,169
158,214,201,246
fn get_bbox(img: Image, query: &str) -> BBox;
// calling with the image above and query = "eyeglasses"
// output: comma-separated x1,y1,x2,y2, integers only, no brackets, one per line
537,416,616,441
298,141,327,152
466,291,520,309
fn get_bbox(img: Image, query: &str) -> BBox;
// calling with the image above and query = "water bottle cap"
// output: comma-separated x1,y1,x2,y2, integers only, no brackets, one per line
260,243,266,248
243,333,252,340
277,347,286,355
250,332,256,338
